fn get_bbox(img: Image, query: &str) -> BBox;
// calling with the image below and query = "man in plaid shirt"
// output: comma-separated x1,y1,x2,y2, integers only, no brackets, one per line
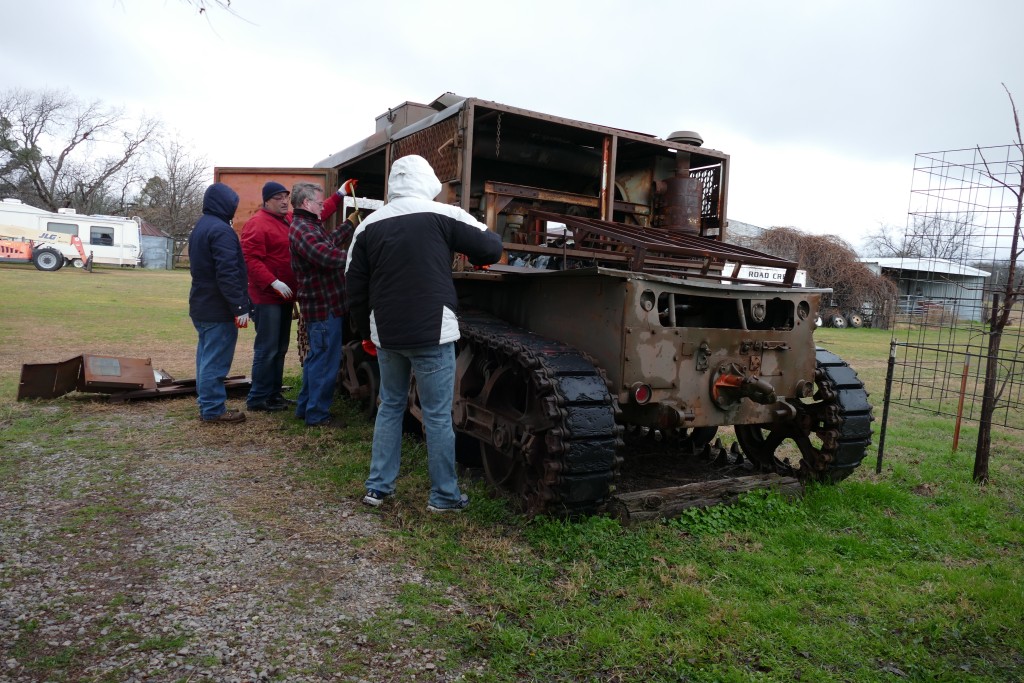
288,181,357,427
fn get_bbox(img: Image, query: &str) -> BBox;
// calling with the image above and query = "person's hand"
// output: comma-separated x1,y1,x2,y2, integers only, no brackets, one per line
346,211,361,226
337,178,358,196
270,279,293,299
361,339,377,357
235,313,250,328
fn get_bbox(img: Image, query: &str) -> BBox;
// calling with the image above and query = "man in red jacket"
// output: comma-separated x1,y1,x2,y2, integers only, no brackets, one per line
241,180,354,412
241,181,297,411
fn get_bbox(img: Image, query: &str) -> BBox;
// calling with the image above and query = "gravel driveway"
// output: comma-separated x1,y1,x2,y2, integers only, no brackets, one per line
1,401,478,682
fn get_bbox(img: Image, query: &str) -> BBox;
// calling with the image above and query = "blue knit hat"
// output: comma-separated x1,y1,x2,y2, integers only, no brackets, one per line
262,181,289,202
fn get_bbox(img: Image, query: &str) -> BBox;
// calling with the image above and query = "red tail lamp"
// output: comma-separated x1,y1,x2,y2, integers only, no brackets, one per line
631,382,653,405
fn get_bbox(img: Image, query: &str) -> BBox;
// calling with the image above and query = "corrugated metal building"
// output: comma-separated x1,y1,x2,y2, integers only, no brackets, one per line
860,257,991,322
139,220,174,270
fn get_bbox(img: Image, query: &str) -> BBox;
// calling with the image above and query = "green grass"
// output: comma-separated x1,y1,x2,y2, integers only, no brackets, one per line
137,633,189,652
2,268,1022,682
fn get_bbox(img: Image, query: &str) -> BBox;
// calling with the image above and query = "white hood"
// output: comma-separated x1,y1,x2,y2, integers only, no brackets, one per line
387,155,442,202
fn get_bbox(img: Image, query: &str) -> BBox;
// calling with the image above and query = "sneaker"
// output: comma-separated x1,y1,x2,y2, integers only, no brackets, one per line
362,489,391,507
426,493,469,513
201,409,246,424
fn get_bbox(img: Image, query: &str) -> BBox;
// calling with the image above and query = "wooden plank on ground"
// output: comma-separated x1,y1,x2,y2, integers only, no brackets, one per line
605,473,802,524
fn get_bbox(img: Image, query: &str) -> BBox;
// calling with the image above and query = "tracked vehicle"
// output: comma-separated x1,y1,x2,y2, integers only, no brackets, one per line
319,94,872,515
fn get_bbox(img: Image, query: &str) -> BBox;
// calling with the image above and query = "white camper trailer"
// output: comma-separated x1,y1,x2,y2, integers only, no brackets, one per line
0,199,142,268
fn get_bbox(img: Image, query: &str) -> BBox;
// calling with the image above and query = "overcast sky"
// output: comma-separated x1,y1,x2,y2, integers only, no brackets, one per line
3,0,1021,249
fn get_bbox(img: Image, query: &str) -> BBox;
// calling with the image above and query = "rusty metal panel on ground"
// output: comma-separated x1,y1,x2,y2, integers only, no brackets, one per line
106,376,251,403
18,356,84,400
18,354,251,402
81,355,157,392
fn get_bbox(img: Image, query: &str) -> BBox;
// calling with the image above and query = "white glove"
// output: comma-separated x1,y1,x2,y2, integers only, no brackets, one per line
235,313,250,328
337,178,358,197
270,279,293,299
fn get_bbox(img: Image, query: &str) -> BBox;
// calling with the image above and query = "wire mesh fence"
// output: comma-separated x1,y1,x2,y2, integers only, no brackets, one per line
886,144,1024,433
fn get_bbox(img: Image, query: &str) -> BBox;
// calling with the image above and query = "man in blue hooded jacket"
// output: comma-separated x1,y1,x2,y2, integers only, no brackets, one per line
188,182,250,423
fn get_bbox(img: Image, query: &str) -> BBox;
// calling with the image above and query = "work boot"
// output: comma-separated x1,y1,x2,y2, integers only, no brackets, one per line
307,415,346,429
201,409,246,424
247,401,287,412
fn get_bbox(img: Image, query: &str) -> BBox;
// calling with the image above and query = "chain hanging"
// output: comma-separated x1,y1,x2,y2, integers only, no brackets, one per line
495,112,502,158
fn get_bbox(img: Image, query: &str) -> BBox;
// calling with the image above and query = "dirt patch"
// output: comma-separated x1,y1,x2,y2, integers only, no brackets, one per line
0,400,476,682
912,483,936,497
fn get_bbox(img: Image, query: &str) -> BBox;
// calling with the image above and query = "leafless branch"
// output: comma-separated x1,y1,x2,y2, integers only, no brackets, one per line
132,134,209,240
0,88,161,213
753,226,897,315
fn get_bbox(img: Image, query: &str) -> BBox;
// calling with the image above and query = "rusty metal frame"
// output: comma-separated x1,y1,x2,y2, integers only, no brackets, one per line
511,210,800,284
483,181,651,229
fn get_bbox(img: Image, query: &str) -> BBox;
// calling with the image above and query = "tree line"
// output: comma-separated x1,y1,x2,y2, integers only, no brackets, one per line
0,87,207,241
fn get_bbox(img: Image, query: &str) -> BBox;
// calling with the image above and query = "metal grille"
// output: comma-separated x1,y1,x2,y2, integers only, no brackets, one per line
690,166,721,221
391,117,460,183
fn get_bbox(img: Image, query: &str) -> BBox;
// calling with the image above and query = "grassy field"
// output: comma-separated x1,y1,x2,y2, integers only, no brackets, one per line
2,265,1023,682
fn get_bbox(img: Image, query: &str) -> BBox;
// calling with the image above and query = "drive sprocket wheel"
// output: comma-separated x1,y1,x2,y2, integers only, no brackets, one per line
734,349,872,483
623,425,719,456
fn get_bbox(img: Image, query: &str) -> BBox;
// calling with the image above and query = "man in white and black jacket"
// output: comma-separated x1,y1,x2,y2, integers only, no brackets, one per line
345,154,503,512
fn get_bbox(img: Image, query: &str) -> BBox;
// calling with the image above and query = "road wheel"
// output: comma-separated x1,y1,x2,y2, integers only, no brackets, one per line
846,312,864,328
71,258,84,268
33,248,64,272
829,313,847,329
354,361,380,421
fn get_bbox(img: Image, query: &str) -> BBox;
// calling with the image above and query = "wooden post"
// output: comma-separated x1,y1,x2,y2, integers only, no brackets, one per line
876,339,897,473
952,355,970,452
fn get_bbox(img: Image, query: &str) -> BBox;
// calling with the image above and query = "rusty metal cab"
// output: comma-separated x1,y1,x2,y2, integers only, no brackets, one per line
316,94,872,514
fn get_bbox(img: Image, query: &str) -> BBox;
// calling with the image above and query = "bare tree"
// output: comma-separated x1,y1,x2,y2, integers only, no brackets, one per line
182,0,234,13
753,227,897,323
973,85,1024,484
864,214,980,260
174,0,249,25
133,136,209,240
115,0,237,15
0,88,159,213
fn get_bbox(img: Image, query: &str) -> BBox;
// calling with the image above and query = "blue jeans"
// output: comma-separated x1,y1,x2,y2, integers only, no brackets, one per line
247,302,292,406
296,315,342,425
192,319,238,419
366,343,461,508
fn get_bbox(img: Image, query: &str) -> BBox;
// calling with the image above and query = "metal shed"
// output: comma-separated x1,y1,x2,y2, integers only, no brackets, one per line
139,220,174,270
860,257,991,322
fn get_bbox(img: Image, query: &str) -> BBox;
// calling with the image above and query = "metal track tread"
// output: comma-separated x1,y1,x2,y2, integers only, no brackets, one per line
458,312,623,515
812,348,873,481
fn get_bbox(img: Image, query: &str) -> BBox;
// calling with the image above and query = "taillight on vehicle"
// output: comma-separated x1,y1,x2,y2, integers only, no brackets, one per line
632,383,653,405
